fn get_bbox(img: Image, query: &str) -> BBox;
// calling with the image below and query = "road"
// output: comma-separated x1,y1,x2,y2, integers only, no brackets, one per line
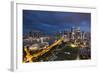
23,37,64,62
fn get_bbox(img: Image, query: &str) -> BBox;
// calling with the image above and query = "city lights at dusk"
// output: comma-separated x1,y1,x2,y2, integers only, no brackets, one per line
23,10,91,63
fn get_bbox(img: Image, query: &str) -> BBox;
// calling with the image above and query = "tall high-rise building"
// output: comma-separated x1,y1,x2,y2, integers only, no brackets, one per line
71,27,75,32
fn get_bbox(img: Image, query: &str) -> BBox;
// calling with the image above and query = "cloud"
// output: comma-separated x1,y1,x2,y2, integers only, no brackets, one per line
23,10,91,34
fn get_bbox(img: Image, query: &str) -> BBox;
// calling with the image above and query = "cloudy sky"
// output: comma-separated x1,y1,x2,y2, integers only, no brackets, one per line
23,10,91,35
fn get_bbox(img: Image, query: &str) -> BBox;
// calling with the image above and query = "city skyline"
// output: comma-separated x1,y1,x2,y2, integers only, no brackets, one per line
23,10,91,35
23,10,91,62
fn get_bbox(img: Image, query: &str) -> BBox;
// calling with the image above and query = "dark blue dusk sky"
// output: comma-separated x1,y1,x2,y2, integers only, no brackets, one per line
23,10,91,35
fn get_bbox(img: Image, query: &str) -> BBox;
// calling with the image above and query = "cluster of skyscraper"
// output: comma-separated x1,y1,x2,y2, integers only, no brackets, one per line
23,26,91,49
57,27,91,48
